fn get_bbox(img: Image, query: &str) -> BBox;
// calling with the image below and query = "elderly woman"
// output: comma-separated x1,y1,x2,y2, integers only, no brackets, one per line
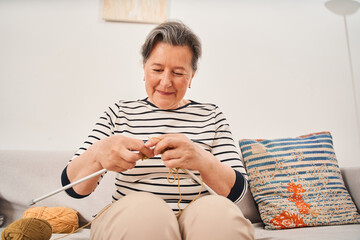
62,21,254,240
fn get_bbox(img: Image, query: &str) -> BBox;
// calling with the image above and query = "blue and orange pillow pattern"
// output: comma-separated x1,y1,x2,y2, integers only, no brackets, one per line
239,132,360,230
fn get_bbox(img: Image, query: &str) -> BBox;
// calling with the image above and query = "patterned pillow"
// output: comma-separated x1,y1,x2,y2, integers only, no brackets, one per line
239,132,360,230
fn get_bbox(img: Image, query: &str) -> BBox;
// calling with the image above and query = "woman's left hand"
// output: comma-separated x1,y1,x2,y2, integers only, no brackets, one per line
144,134,215,172
145,133,236,197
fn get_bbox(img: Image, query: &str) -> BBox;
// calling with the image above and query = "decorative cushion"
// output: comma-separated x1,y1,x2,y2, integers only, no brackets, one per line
239,132,360,230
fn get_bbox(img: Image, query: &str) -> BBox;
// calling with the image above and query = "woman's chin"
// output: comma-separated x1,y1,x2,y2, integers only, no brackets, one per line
153,99,177,110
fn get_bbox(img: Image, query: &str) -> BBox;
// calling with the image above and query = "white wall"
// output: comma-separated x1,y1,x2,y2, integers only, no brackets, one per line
0,0,359,167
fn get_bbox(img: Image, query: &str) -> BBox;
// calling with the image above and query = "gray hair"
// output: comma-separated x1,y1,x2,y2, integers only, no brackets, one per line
141,20,202,71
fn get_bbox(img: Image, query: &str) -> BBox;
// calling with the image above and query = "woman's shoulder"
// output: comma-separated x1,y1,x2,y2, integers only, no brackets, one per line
110,99,149,108
108,99,221,112
103,99,148,115
187,100,219,112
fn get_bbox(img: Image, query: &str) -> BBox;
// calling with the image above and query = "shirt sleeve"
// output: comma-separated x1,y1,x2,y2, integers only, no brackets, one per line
61,102,119,198
211,106,248,204
70,102,119,162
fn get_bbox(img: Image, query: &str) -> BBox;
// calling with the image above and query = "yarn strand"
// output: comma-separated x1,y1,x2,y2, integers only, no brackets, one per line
167,167,204,218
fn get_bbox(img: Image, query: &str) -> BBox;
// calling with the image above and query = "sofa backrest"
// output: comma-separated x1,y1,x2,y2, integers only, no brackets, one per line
0,150,262,227
0,150,113,226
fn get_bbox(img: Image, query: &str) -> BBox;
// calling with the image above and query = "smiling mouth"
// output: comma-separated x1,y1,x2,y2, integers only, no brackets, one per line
156,90,174,96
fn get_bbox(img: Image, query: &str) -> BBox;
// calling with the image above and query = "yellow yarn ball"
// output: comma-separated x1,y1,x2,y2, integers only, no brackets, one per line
23,207,78,234
1,218,52,240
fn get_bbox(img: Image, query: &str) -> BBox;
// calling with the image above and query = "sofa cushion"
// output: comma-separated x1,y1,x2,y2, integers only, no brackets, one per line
239,132,360,230
253,222,360,240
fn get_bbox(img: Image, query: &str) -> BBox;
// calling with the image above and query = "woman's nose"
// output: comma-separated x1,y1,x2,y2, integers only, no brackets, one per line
159,71,172,88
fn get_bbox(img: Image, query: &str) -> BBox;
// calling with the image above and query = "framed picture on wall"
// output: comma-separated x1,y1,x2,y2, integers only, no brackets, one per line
103,0,167,24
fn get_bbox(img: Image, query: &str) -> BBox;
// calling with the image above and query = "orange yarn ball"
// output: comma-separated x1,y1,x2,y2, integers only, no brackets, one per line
23,207,78,233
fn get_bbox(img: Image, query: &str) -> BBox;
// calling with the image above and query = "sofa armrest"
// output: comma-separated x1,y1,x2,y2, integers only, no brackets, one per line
341,167,360,212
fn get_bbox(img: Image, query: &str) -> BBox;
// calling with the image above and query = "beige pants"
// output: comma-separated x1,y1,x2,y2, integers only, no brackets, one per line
90,192,254,240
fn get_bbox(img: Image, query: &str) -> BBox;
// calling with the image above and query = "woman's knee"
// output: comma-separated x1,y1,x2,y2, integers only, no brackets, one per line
91,192,181,240
184,195,243,216
115,192,174,218
179,195,254,240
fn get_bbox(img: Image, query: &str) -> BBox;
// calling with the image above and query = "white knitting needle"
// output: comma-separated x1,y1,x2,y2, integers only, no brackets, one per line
28,164,217,206
28,168,107,206
181,169,217,195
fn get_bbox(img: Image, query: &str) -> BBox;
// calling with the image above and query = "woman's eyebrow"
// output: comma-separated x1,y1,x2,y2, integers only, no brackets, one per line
151,63,163,67
151,63,186,71
173,66,186,71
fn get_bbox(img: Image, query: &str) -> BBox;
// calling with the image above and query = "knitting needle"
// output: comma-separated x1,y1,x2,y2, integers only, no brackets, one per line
28,168,107,206
28,161,217,205
181,169,217,195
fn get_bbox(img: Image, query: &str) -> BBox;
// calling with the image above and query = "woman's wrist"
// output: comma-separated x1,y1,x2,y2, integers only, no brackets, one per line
198,153,236,197
197,152,218,176
67,144,103,185
83,143,104,171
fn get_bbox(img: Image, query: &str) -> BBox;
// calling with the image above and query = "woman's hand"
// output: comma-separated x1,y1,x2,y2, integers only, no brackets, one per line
67,135,154,196
145,134,236,197
91,135,154,172
145,134,216,172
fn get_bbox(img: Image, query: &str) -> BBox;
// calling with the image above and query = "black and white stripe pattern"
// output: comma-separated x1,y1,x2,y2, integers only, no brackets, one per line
71,99,247,212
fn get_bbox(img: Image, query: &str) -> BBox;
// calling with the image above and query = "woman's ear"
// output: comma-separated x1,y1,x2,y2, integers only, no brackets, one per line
189,71,196,88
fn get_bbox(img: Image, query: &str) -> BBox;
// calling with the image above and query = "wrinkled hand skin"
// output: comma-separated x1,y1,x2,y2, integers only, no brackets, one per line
88,135,154,173
144,134,215,172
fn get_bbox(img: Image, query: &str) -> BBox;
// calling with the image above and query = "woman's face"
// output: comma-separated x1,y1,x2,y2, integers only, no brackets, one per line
143,42,195,110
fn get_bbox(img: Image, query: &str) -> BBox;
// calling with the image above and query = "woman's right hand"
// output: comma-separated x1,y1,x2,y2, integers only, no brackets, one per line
91,135,154,172
67,135,154,195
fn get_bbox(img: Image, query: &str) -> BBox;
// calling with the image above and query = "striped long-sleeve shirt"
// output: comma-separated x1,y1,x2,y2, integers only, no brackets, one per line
62,98,248,212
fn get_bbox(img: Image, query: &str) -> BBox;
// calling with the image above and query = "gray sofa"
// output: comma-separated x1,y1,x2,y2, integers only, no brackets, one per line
1,150,359,239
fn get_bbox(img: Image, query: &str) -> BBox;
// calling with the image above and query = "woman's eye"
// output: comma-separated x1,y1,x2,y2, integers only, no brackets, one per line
174,72,184,76
153,69,162,72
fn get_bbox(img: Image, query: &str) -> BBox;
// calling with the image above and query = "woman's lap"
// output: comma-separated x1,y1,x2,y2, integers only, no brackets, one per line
90,192,254,240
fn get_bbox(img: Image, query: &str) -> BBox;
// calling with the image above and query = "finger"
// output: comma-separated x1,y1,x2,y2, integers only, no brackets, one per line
139,145,154,159
153,138,176,156
144,136,163,148
125,138,154,159
163,159,180,169
117,160,136,171
126,138,148,151
120,150,143,162
161,148,179,161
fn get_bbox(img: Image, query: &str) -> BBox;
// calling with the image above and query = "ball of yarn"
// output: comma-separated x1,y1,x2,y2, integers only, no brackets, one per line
1,217,52,240
23,207,78,234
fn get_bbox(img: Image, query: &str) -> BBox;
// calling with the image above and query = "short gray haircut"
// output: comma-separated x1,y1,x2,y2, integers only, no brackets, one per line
141,20,202,71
